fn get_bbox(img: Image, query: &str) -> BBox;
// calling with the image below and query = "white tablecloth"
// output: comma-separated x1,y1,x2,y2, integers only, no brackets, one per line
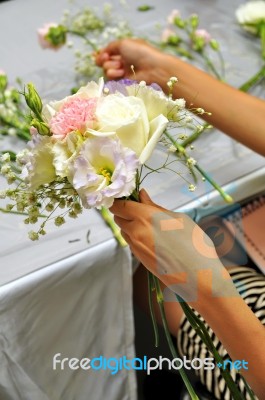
0,0,265,399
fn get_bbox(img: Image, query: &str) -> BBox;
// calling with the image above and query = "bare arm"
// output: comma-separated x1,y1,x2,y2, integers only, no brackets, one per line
110,189,265,399
96,39,265,156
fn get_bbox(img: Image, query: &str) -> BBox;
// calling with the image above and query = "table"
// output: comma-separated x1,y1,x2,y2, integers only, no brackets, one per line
0,0,264,399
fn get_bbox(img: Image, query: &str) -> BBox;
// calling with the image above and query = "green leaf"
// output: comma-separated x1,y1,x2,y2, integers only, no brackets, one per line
137,5,154,12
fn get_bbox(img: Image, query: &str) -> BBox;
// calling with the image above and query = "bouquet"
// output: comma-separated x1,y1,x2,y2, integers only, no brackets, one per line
0,77,202,239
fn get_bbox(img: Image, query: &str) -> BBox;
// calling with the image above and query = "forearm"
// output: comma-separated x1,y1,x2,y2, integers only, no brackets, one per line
153,54,265,156
196,291,265,399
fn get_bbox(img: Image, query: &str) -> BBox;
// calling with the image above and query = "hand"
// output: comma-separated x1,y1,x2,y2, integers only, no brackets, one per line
95,38,171,87
110,189,238,303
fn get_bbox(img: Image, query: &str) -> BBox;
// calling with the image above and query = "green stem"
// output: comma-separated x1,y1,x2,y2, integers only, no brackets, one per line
153,276,200,400
67,29,98,51
194,163,233,203
99,206,127,247
260,23,265,60
165,130,233,204
241,375,256,400
201,52,223,81
239,65,265,92
147,271,159,347
176,295,248,400
0,116,31,141
0,208,46,218
164,131,197,184
182,123,211,148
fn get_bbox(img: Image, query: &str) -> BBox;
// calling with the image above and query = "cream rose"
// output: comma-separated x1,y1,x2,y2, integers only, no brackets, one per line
236,1,265,34
90,93,168,164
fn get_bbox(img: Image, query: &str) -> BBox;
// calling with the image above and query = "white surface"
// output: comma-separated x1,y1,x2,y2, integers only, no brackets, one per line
0,240,136,400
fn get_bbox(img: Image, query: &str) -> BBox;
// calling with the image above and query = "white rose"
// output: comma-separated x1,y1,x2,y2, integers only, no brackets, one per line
236,1,265,34
125,83,177,121
91,93,168,164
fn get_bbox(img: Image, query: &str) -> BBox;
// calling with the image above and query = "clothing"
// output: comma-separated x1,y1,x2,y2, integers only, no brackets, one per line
177,266,265,400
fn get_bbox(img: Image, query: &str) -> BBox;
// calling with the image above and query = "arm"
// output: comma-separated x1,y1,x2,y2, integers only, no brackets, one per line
110,189,265,399
96,39,265,156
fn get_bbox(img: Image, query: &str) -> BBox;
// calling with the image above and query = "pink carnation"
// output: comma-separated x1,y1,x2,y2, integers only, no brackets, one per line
194,29,211,43
37,23,63,50
167,9,180,24
161,28,176,43
50,97,98,138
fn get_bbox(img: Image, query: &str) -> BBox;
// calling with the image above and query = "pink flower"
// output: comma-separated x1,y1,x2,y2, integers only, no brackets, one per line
161,28,176,43
167,9,180,25
50,97,98,138
37,23,66,50
194,29,211,43
0,69,6,76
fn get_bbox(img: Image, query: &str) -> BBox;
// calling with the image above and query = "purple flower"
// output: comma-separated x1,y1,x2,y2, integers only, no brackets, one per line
69,136,139,208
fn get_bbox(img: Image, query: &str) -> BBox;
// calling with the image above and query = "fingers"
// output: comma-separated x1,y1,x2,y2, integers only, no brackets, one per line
104,66,125,79
113,215,132,233
110,200,138,219
96,52,125,79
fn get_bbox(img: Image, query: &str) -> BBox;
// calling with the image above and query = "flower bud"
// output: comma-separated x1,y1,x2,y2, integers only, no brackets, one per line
31,118,51,136
24,83,43,115
0,71,8,91
209,39,219,51
190,14,199,29
45,25,67,48
174,17,185,29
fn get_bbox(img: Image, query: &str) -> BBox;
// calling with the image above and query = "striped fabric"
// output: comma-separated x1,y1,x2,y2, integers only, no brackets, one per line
176,266,265,399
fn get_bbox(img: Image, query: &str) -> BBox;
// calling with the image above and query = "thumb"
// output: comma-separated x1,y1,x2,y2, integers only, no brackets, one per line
139,189,156,205
139,189,174,216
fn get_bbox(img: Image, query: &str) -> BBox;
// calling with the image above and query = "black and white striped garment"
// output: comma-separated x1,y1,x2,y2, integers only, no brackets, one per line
176,266,265,400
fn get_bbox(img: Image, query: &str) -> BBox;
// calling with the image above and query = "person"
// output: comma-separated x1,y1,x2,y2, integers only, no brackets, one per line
96,39,265,399
96,38,265,157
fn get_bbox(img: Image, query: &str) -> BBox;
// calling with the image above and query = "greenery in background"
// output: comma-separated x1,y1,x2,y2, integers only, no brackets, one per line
0,71,31,148
38,3,132,86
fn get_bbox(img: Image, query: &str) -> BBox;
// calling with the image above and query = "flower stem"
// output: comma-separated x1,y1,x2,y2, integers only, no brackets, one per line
260,23,265,60
147,271,159,347
176,295,249,400
153,276,200,400
201,52,223,81
67,29,98,51
194,163,233,203
182,123,211,148
239,65,265,92
164,130,197,183
0,208,46,218
99,207,127,247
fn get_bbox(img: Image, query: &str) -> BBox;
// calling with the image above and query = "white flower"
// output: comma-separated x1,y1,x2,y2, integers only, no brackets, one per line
52,131,84,177
236,1,265,34
90,91,168,164
69,136,139,208
21,136,56,190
